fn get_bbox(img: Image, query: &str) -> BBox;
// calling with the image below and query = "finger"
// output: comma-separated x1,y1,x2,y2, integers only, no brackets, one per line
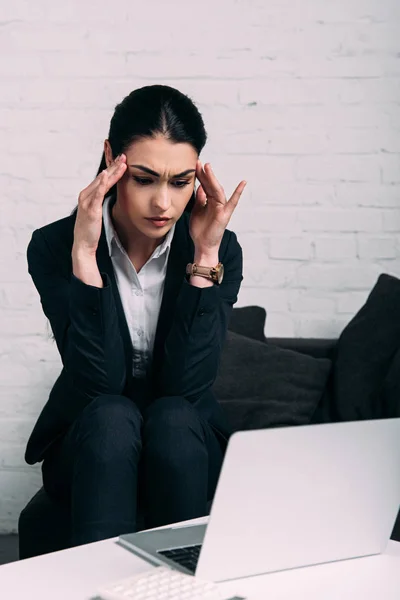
195,160,214,198
225,180,247,216
195,183,208,207
104,161,127,192
190,184,207,218
79,171,106,203
105,153,126,175
197,160,225,204
91,157,127,204
87,171,110,209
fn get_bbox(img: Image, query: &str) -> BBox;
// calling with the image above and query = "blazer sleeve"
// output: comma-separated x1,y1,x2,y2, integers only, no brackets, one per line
27,228,126,398
157,230,243,402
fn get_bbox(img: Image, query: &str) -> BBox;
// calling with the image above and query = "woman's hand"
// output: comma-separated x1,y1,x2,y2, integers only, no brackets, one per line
189,159,246,258
73,154,127,257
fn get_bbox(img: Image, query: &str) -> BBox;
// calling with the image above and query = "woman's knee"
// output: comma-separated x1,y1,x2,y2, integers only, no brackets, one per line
143,396,206,464
144,396,200,433
74,394,143,457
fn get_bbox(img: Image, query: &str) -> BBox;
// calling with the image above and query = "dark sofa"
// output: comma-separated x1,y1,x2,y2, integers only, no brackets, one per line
18,273,400,559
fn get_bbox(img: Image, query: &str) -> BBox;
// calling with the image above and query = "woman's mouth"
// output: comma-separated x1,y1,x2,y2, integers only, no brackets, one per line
145,217,171,228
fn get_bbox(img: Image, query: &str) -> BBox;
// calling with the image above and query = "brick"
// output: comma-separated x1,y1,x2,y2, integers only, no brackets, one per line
374,260,400,280
0,419,34,445
41,51,128,79
239,78,336,106
0,53,44,77
334,183,400,208
0,309,49,336
238,288,289,313
288,290,336,313
0,358,60,388
295,156,381,184
269,237,313,260
0,386,52,418
337,291,369,314
0,471,42,529
382,210,400,232
336,78,400,104
326,129,398,155
222,155,296,186
298,208,382,233
126,54,296,80
0,335,59,364
236,234,269,258
231,206,300,234
265,312,296,338
0,283,39,310
275,105,397,131
381,155,400,184
357,236,397,259
8,22,88,52
243,260,298,287
314,236,357,261
296,263,381,290
0,153,43,181
257,183,334,206
239,130,330,155
0,445,30,470
296,56,400,78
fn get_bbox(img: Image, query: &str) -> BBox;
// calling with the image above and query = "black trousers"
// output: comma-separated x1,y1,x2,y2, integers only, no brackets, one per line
42,394,226,547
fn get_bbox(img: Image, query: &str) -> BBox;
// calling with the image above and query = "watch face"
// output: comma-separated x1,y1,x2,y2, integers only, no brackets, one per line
217,263,224,284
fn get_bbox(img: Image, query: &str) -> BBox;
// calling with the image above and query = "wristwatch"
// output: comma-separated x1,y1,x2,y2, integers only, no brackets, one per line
186,262,224,285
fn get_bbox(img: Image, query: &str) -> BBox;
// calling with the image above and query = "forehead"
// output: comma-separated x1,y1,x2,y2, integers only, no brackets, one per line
125,136,197,175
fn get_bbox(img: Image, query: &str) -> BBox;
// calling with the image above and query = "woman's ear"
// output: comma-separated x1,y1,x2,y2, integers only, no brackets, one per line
104,140,113,167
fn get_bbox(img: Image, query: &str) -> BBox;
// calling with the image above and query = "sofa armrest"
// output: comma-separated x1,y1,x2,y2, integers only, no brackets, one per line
267,338,337,360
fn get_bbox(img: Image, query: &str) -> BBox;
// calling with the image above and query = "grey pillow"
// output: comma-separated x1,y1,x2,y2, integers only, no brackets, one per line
332,273,400,421
214,331,332,432
229,306,267,342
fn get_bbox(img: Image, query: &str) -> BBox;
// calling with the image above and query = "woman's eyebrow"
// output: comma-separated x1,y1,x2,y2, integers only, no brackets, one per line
130,164,196,178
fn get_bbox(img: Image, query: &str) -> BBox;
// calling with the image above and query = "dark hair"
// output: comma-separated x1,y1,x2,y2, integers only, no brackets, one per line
71,84,207,215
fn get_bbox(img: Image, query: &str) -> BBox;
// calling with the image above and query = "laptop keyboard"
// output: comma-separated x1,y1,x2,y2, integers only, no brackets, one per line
157,544,202,574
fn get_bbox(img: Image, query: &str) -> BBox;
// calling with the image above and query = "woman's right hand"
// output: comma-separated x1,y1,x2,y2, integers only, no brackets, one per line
73,154,127,256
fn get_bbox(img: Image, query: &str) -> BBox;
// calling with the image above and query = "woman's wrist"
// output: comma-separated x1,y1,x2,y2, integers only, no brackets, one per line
189,248,220,288
193,248,219,266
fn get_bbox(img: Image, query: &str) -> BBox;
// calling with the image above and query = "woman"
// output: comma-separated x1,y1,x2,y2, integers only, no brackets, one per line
24,84,246,547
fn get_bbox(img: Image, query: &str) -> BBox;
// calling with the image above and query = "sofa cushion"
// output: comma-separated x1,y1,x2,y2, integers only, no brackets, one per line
213,331,332,431
228,306,266,342
332,273,400,421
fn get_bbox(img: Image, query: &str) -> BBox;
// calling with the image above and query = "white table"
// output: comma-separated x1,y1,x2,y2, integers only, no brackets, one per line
1,517,399,600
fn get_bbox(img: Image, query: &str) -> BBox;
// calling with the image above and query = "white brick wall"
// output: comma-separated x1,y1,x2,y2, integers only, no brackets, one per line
0,0,399,532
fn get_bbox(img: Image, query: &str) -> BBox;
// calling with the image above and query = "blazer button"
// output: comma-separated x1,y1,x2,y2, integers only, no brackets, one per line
198,308,206,316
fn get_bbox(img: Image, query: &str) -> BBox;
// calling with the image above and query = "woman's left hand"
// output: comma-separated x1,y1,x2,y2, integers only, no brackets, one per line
189,159,247,256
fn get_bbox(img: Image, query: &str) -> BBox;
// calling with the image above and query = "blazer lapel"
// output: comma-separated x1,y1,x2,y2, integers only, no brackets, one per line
151,214,192,373
96,219,134,384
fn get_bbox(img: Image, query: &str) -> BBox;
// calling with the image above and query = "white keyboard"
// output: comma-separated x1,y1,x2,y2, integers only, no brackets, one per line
97,566,224,600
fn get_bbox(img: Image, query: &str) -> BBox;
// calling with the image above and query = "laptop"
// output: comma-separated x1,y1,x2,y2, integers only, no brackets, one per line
118,418,400,582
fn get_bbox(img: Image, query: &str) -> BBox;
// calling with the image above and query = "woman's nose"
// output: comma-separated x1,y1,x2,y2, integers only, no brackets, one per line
152,191,171,212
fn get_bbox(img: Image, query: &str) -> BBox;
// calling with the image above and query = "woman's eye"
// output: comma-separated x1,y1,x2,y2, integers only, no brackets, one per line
133,177,152,185
172,180,190,188
133,177,190,188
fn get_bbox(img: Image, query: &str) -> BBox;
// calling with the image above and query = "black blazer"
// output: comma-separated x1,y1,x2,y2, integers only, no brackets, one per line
24,206,243,465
